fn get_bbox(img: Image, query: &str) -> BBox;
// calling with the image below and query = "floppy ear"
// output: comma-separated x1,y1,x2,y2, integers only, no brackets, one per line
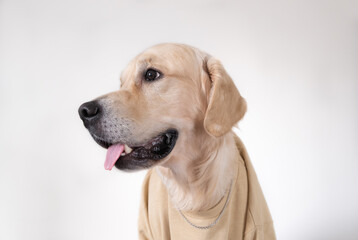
203,57,247,137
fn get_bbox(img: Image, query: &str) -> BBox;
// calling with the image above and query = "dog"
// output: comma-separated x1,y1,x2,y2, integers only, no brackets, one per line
78,43,276,240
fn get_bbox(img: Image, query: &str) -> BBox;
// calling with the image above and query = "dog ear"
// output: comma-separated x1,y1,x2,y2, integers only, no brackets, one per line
203,57,247,137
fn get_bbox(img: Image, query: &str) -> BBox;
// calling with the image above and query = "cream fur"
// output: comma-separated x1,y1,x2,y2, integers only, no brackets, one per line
156,131,239,211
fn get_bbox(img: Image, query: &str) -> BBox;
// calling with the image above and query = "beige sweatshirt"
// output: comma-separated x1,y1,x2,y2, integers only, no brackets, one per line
138,136,276,240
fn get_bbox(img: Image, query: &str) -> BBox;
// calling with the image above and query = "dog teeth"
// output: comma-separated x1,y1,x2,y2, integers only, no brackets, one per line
124,144,133,154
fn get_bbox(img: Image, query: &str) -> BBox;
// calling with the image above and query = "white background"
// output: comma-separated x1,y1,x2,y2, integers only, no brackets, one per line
1,0,357,239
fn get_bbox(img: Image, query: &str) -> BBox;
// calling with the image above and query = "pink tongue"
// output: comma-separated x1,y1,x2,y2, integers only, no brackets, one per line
105,143,124,170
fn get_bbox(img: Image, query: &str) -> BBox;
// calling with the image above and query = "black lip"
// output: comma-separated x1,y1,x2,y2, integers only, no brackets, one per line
90,133,112,148
115,129,178,170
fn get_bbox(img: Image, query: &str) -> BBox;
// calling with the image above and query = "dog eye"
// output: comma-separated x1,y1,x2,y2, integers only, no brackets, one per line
144,69,161,82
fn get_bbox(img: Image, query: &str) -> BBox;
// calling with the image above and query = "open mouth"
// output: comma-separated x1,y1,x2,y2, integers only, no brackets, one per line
91,129,178,170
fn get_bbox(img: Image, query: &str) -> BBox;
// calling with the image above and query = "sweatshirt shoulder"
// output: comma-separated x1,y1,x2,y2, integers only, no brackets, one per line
141,168,167,199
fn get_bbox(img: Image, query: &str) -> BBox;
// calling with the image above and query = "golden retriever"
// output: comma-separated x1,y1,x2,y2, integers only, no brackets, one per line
79,43,275,239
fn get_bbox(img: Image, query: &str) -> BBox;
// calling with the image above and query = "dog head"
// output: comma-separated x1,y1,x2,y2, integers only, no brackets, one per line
78,43,246,171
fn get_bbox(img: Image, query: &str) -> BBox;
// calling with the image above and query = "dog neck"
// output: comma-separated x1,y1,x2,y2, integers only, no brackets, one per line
156,131,238,212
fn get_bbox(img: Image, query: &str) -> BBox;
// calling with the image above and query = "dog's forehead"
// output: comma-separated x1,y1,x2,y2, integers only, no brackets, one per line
142,44,194,59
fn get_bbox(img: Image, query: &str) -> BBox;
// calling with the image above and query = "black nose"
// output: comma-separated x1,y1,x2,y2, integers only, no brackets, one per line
78,101,101,125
